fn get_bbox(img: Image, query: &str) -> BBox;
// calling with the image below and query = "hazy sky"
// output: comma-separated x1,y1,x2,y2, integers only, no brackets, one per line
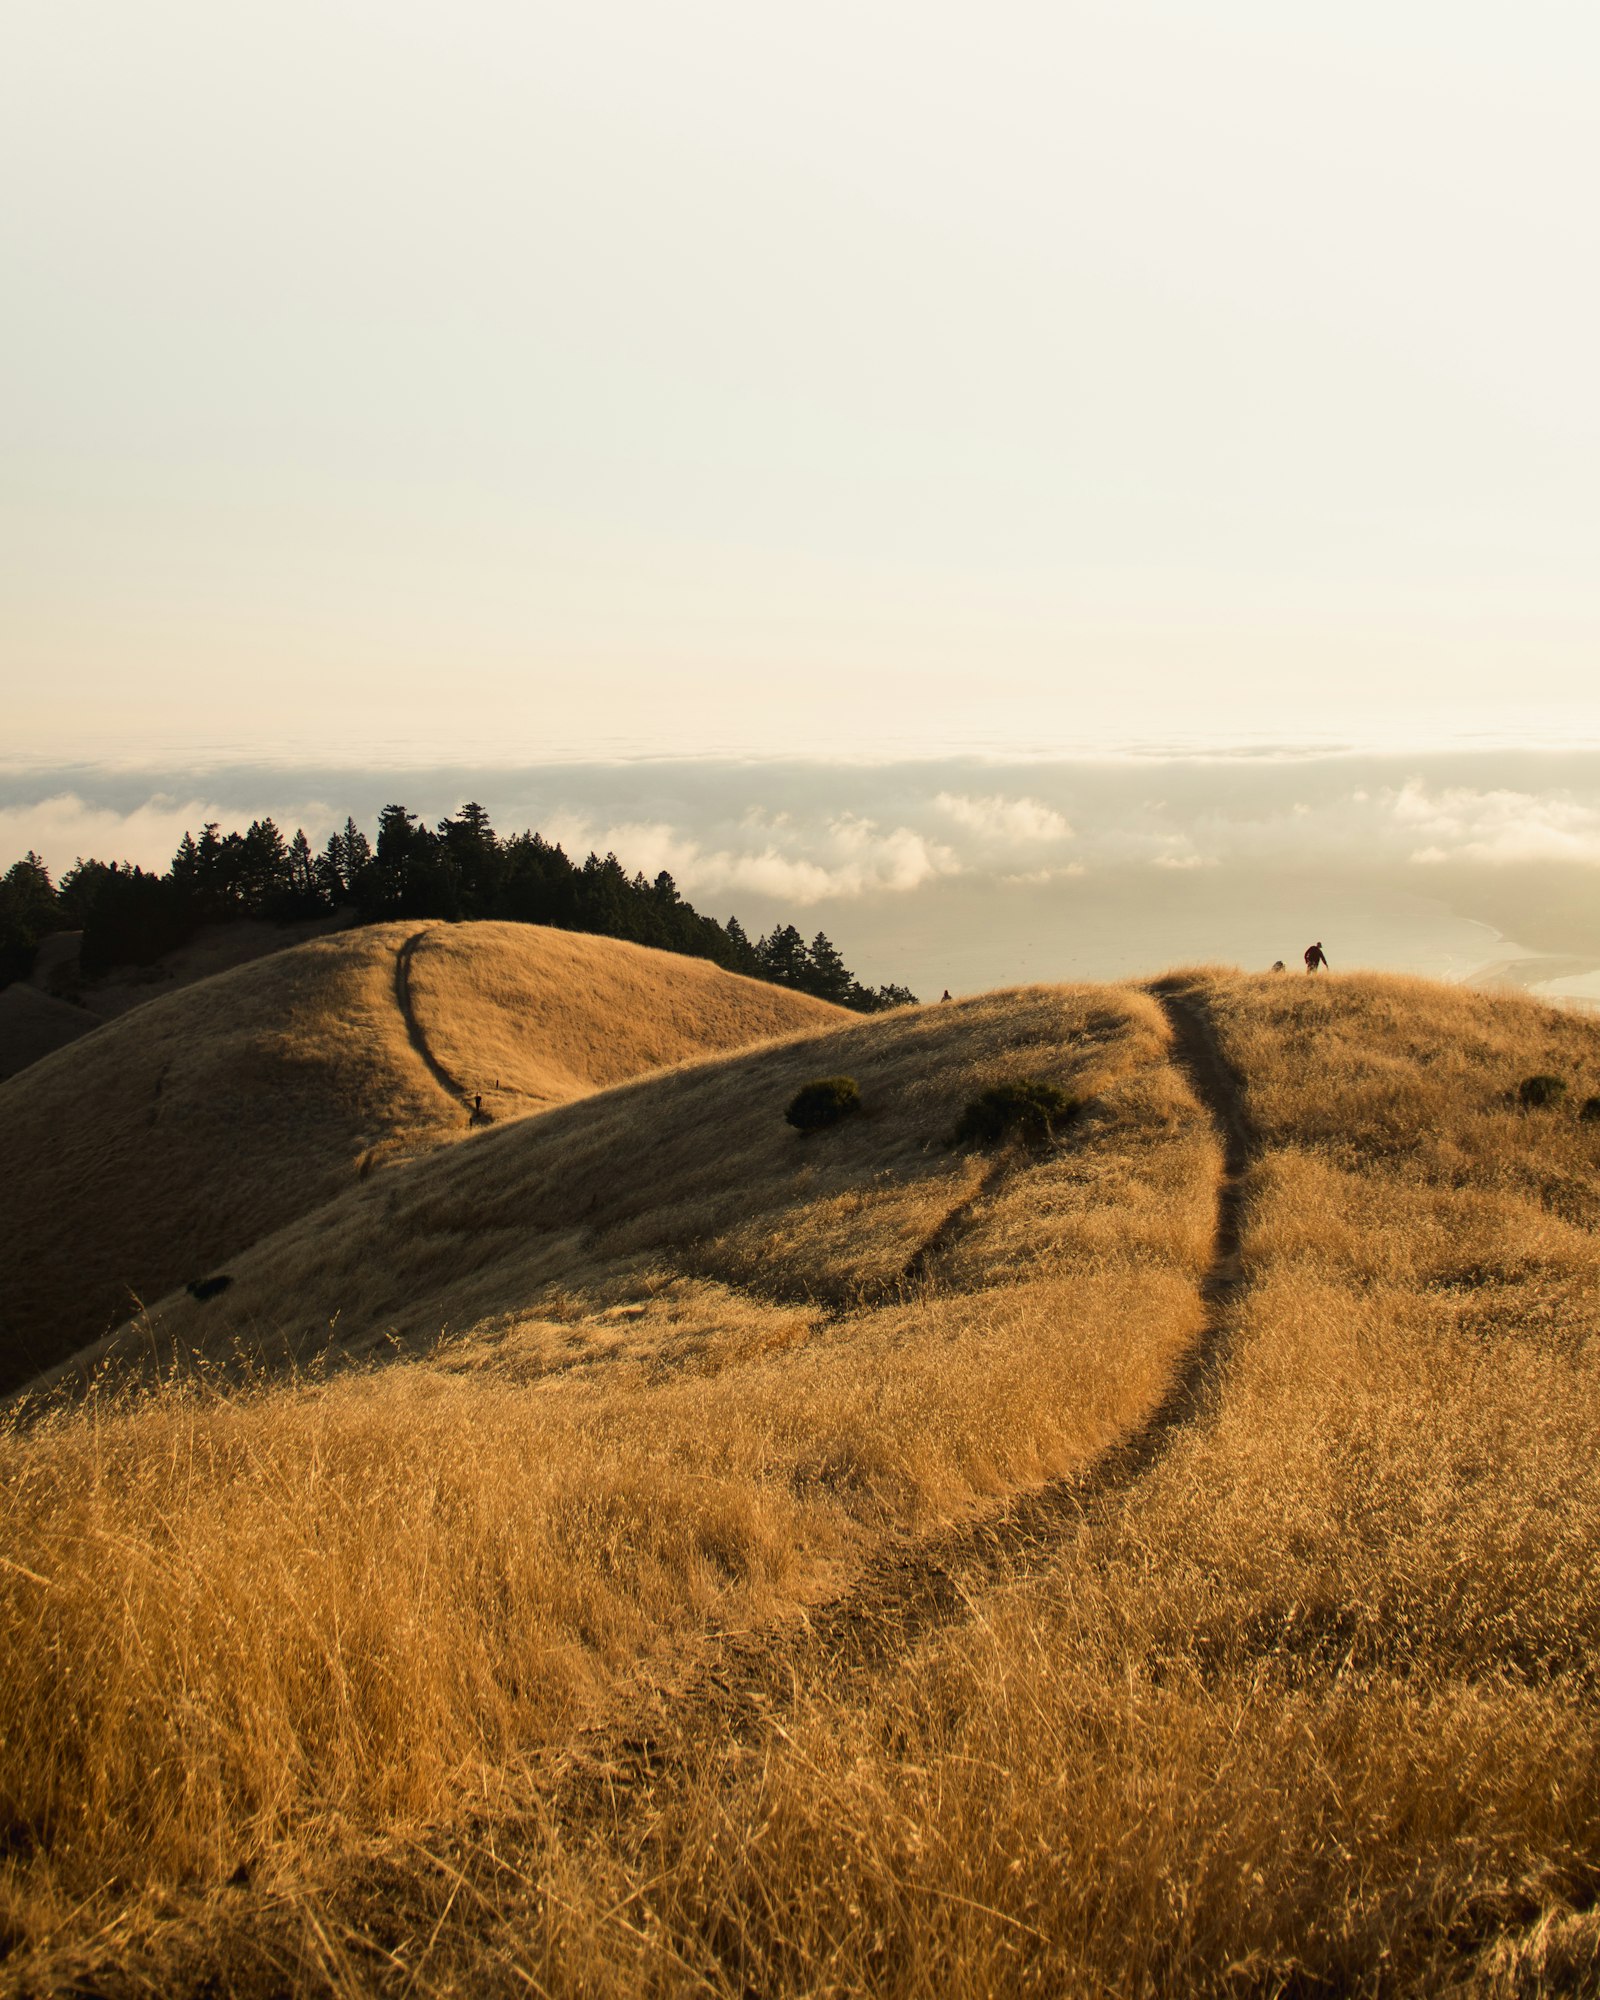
5,2,1598,763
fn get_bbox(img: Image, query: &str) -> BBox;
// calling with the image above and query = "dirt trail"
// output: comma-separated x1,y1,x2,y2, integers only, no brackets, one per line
895,1153,1013,1295
551,978,1256,1808
394,929,470,1108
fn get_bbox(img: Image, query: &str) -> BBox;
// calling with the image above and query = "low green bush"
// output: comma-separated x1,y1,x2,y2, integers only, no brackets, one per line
1581,1096,1600,1123
785,1075,862,1131
950,1077,1080,1148
1518,1074,1567,1109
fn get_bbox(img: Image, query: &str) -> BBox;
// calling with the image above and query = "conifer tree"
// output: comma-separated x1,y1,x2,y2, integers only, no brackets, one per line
286,829,320,904
722,915,758,974
758,923,809,989
805,931,853,1004
0,852,60,986
340,817,372,887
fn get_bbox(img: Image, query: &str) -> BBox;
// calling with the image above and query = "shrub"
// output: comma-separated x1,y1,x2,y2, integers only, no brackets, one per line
1581,1096,1600,1123
1518,1074,1567,1110
951,1077,1080,1148
785,1076,862,1131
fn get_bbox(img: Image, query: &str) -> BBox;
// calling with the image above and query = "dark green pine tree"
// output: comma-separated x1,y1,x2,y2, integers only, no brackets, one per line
170,831,200,886
757,923,809,990
240,818,289,911
285,828,322,906
340,817,373,889
193,823,228,917
0,851,60,986
316,832,346,901
437,801,499,916
721,915,759,975
804,931,854,1005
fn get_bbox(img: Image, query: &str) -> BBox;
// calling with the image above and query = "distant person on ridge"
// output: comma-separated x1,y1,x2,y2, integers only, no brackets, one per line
1304,941,1328,973
940,989,952,1002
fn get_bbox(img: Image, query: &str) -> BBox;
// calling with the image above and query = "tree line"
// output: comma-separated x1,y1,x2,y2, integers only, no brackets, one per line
0,803,918,1011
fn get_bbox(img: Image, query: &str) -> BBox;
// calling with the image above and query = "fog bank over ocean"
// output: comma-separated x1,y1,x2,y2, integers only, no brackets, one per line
6,751,1600,1006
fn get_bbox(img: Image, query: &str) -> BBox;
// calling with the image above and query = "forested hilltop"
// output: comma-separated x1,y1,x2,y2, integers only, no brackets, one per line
0,802,916,1011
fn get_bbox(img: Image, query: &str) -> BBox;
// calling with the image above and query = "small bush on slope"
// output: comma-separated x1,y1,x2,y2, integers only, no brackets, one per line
784,1075,861,1131
950,1076,1080,1147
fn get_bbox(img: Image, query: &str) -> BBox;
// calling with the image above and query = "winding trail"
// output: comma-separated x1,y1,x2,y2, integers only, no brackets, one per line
895,1152,1013,1297
683,1152,1020,1323
394,929,470,1107
550,978,1257,1809
108,983,1262,1987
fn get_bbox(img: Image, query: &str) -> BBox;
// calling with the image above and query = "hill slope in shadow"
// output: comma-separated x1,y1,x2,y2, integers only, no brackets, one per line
0,922,843,1390
108,982,1209,1386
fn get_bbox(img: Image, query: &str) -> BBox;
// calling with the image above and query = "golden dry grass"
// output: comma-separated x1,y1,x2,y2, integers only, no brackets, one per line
403,921,843,1116
0,983,1215,1982
479,972,1600,1999
6,969,1600,1997
0,922,842,1391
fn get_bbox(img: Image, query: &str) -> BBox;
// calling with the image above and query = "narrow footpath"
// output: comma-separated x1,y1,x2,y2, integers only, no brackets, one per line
551,977,1258,1811
394,928,470,1107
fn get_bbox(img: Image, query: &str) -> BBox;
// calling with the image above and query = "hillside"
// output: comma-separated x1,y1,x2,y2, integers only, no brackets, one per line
5,970,1600,1996
0,981,97,1079
0,922,843,1392
0,918,359,1084
68,983,1212,1404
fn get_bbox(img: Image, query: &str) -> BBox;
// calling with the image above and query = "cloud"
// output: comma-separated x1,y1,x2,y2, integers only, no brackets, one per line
933,793,1074,845
540,810,961,906
1391,782,1600,867
999,864,1087,885
0,791,341,878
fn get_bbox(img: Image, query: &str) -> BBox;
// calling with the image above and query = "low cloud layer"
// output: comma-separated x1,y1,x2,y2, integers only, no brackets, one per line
7,751,1600,995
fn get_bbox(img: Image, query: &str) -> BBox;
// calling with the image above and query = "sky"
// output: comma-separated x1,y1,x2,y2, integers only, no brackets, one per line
4,6,1599,1002
4,0,1598,763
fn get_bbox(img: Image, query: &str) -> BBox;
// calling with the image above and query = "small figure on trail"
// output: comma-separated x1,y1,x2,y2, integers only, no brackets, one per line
474,1092,482,1113
1304,941,1328,973
1270,960,1285,973
940,989,952,1002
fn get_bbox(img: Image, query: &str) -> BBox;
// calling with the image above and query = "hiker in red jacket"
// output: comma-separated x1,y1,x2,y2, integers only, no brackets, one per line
1304,941,1328,973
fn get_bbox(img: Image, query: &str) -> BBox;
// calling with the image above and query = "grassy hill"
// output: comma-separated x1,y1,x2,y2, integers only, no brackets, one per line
0,917,359,1084
0,982,98,1080
0,922,843,1392
4,967,1600,1996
